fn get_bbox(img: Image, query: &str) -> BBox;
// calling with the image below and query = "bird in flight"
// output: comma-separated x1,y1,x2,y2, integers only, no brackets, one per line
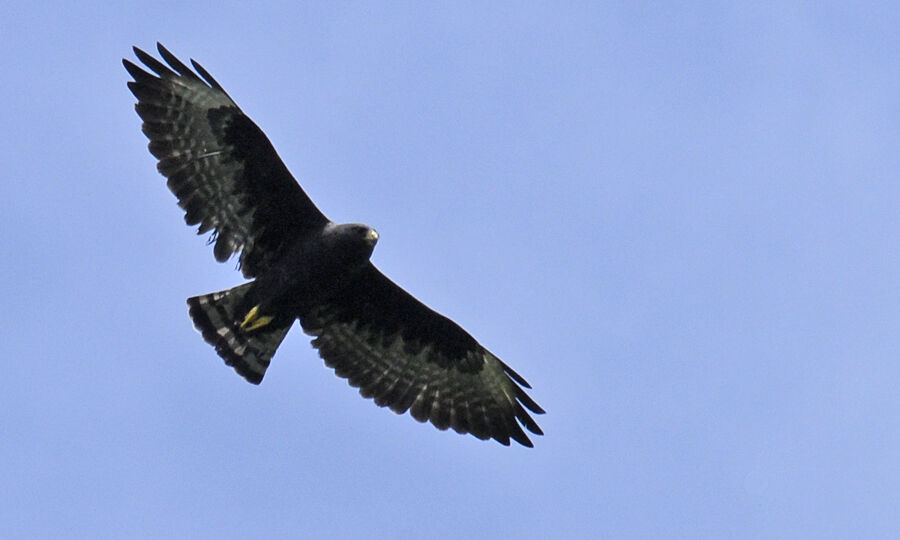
124,43,544,446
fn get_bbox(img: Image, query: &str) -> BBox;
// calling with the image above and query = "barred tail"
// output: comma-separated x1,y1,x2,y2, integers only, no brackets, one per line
187,283,291,384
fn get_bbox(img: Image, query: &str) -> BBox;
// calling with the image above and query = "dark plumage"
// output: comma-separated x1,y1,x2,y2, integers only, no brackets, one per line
125,43,544,446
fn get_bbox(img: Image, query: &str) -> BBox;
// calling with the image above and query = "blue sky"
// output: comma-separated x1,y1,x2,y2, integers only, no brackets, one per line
2,2,899,538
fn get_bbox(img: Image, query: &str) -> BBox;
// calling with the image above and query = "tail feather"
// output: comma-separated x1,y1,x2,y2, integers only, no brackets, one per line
187,283,291,384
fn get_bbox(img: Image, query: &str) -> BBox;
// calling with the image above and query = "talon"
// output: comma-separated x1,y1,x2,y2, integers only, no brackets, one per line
240,305,274,331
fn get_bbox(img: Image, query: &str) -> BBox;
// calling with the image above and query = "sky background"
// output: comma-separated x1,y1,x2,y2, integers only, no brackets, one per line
2,2,899,538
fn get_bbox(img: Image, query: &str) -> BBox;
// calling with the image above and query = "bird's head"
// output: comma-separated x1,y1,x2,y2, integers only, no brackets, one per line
324,222,379,265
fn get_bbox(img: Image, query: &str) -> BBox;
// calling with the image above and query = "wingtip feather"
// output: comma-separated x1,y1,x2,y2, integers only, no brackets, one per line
191,58,228,94
157,43,201,81
133,45,176,78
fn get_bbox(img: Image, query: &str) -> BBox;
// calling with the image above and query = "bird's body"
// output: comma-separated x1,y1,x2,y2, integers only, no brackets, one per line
125,43,543,446
245,223,379,319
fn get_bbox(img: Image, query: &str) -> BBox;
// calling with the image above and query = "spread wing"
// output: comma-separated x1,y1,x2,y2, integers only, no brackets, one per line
300,264,544,447
124,43,329,277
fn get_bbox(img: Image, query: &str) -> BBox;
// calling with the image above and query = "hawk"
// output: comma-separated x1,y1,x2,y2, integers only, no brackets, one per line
124,43,544,446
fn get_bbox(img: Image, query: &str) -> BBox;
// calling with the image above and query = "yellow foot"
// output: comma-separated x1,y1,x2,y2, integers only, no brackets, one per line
240,305,274,331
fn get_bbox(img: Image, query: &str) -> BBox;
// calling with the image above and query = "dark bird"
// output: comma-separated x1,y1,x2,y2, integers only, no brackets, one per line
124,43,544,446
